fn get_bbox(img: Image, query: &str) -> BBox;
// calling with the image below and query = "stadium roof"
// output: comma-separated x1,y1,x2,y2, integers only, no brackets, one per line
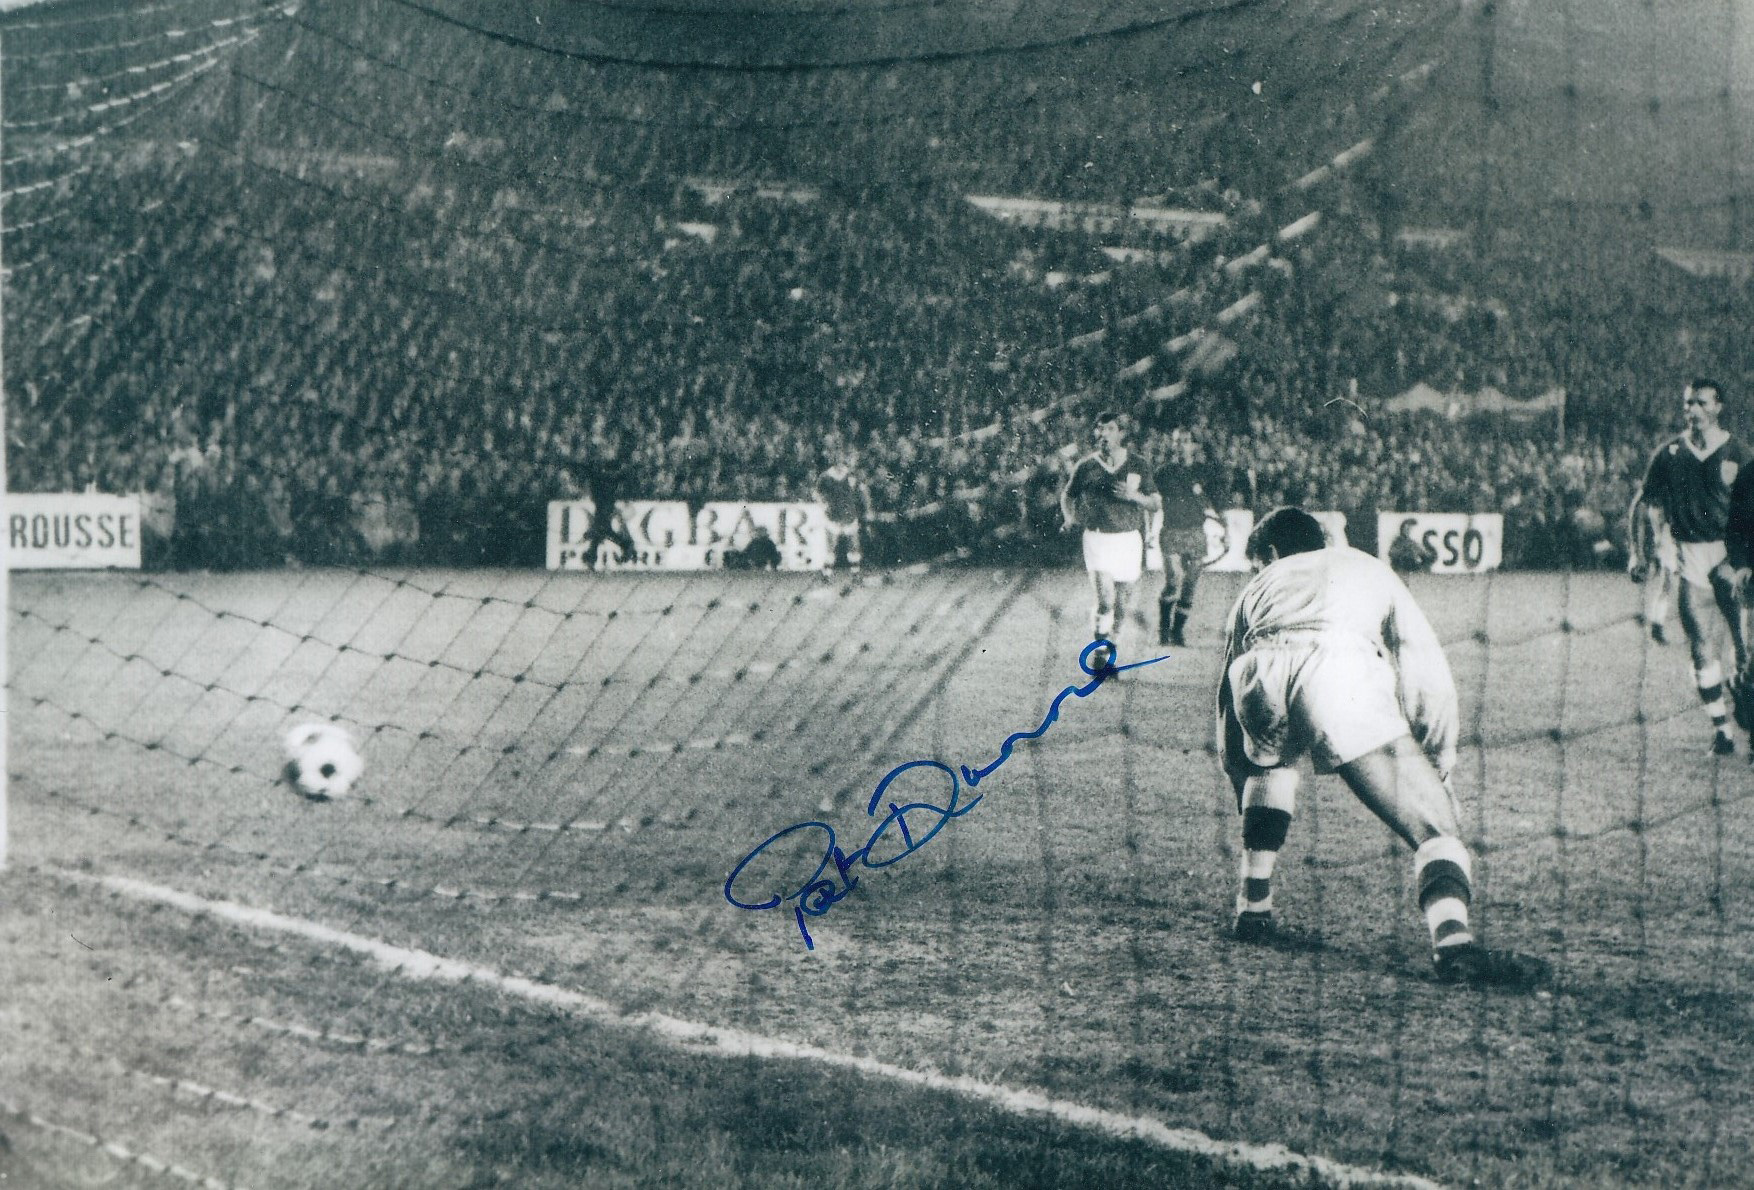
1,0,1747,244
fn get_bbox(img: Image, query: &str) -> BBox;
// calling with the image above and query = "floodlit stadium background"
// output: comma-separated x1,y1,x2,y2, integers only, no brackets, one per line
4,1,1754,1187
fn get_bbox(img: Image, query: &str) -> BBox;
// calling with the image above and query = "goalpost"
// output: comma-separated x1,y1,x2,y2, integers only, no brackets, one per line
2,28,10,873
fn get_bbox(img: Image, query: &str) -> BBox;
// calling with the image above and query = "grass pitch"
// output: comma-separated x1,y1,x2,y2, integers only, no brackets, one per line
5,565,1752,1188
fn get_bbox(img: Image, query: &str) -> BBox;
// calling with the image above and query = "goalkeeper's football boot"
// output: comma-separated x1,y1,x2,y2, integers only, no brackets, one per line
1712,729,1736,756
1231,910,1276,944
1432,942,1551,990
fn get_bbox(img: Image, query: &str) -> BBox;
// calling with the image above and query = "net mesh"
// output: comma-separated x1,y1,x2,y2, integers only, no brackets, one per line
5,1,1753,1186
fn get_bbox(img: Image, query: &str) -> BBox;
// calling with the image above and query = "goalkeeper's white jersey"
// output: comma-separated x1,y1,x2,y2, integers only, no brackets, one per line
1222,546,1459,773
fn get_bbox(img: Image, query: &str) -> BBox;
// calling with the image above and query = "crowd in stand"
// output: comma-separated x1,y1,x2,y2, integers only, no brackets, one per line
7,0,1753,572
8,154,1746,572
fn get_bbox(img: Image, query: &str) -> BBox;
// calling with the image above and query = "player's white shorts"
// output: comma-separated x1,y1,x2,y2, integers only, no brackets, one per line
1082,529,1144,583
1676,539,1727,588
824,519,860,540
1226,631,1408,772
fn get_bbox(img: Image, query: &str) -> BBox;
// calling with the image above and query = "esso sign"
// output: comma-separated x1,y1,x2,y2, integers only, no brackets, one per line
1376,512,1503,574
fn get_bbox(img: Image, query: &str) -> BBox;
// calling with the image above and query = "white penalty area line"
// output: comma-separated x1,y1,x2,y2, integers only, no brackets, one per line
52,866,1442,1190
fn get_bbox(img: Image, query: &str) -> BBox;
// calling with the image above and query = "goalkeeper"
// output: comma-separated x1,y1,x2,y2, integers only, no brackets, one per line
1216,507,1546,987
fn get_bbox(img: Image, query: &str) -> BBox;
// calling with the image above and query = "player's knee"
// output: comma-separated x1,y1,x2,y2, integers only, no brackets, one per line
1241,806,1291,852
1241,768,1298,815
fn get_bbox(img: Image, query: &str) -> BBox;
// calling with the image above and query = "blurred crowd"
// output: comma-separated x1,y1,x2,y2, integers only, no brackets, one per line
7,0,1753,573
9,154,1748,573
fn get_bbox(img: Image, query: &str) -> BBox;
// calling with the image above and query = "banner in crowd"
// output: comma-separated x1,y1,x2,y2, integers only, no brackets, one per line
1199,510,1350,572
1376,512,1503,574
547,499,830,571
1384,382,1565,421
4,493,142,570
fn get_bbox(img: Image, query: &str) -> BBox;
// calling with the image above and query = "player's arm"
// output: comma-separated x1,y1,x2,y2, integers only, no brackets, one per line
1634,448,1670,574
1059,466,1079,530
1195,480,1226,554
1384,576,1460,781
1199,473,1227,558
1198,471,1221,519
1135,469,1162,514
1626,493,1650,581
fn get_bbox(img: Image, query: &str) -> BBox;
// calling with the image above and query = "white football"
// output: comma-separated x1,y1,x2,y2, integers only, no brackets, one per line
283,722,363,800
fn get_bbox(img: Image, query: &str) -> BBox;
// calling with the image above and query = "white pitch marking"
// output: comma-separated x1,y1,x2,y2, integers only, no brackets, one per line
59,868,1443,1190
0,1097,246,1190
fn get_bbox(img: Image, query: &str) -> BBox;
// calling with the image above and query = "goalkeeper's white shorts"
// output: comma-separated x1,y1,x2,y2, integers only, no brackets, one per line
1675,539,1726,589
1225,632,1408,773
1082,529,1144,583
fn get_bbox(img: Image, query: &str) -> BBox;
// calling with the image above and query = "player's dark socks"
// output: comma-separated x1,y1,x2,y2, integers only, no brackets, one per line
1697,668,1732,741
1432,942,1551,990
1159,604,1190,647
1232,809,1286,939
1651,623,1668,645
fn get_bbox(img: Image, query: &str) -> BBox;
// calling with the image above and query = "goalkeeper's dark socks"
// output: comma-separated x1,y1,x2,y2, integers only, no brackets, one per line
1235,852,1278,919
1235,806,1289,918
1415,835,1474,952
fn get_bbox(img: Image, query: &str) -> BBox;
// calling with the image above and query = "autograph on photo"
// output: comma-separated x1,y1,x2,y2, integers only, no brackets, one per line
723,639,1169,949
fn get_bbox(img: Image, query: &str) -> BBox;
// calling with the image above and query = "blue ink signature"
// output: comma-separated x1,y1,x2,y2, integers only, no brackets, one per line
723,639,1168,948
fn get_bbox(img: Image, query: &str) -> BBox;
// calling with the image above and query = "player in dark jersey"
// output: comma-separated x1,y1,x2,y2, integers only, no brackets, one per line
1638,379,1749,754
813,452,873,576
1061,412,1161,666
583,445,637,570
1152,427,1222,647
1718,423,1754,740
